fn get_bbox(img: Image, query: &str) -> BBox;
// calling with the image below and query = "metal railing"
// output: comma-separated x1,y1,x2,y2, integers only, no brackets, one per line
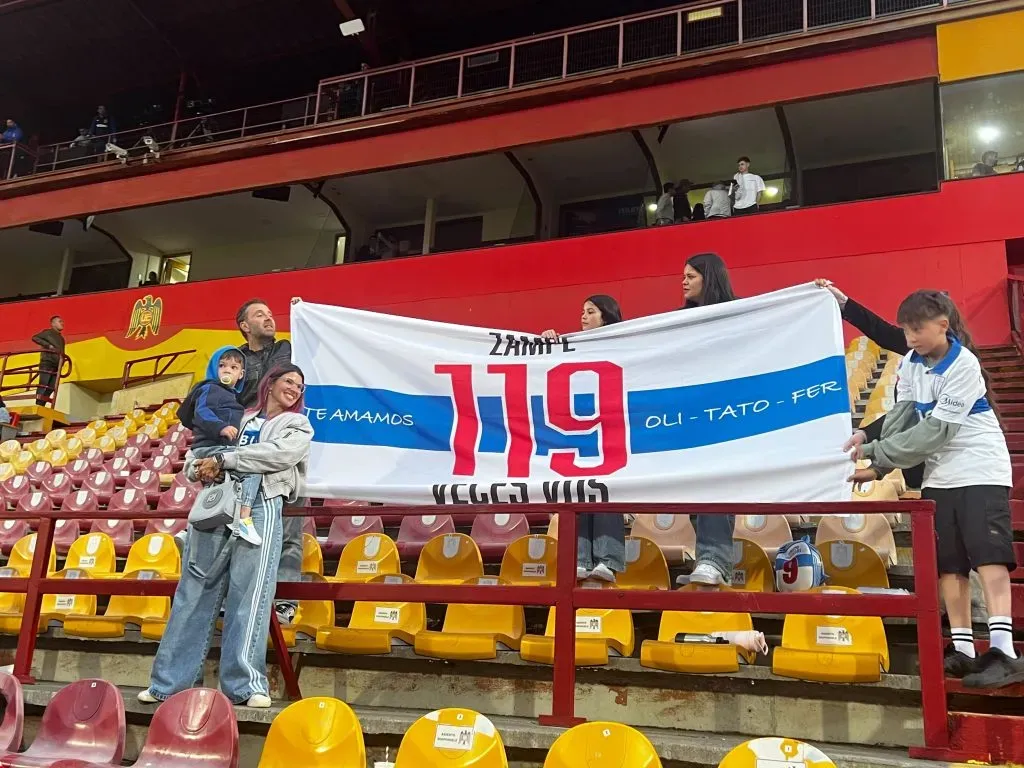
121,349,196,390
0,142,36,181
0,350,72,409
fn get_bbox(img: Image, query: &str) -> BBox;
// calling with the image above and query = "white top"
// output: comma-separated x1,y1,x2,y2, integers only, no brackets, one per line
733,172,765,209
654,192,674,221
896,339,1011,489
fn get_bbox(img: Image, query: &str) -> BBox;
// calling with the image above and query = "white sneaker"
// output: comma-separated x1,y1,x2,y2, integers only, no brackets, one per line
576,567,591,580
247,693,272,708
234,518,263,546
275,604,296,625
689,562,725,586
590,563,617,583
137,688,158,704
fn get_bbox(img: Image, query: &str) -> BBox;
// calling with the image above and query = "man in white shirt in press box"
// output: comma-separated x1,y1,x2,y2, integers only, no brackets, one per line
733,156,765,215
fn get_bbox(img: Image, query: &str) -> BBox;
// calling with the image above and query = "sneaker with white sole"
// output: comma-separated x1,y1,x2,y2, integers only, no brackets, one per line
590,563,617,583
275,603,296,625
137,688,158,704
689,562,725,586
576,567,591,580
247,693,272,708
234,518,263,546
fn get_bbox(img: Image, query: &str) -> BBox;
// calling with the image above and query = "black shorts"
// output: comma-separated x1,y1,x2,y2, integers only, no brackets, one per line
923,485,1015,575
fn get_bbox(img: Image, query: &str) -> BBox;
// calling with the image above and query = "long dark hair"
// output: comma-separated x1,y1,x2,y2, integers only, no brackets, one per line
895,290,998,421
585,294,623,326
684,252,736,308
254,364,306,416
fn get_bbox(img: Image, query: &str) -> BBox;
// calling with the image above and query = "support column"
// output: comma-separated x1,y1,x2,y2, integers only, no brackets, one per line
422,197,437,255
56,248,72,296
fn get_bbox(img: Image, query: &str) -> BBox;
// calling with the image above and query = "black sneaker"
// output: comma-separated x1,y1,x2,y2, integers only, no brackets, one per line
944,644,980,678
962,648,1024,689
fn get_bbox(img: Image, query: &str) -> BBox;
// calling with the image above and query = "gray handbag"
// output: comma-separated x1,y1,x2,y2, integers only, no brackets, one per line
188,477,239,531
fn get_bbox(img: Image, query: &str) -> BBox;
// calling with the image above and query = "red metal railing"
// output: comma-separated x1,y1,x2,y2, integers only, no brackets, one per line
0,499,964,758
0,349,72,409
121,350,197,390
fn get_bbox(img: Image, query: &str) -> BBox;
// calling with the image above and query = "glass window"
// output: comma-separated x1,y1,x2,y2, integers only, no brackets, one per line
160,253,191,284
941,71,1024,179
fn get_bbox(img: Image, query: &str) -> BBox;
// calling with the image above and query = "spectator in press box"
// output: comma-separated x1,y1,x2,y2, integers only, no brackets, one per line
732,156,765,215
673,179,693,223
2,119,22,144
654,182,676,226
88,105,116,142
31,315,65,407
702,181,733,220
972,150,998,177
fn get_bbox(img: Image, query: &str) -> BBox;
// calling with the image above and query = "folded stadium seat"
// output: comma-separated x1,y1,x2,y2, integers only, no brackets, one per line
107,488,150,523
618,536,670,590
6,533,56,575
66,569,171,640
48,449,70,470
414,534,483,585
0,441,20,464
302,533,324,577
62,489,101,520
729,539,776,592
75,428,98,449
321,515,384,558
82,447,105,471
543,721,662,768
0,678,126,768
169,473,200,494
146,454,174,475
96,435,118,458
499,534,557,587
628,514,695,565
9,451,33,476
0,520,29,556
120,445,145,470
1,551,108,636
397,514,456,560
63,438,84,461
394,708,506,768
414,576,524,660
0,673,24,752
258,697,364,768
155,442,180,462
63,459,93,488
126,433,153,457
157,484,197,515
734,515,792,560
127,469,162,503
277,581,335,647
41,472,73,508
83,471,117,504
302,516,317,538
143,418,168,440
331,533,401,582
771,586,889,683
89,520,135,558
2,475,32,507
106,426,129,450
818,540,889,590
105,457,133,485
52,519,85,557
316,573,426,654
470,513,530,562
144,518,188,538
27,438,52,462
24,461,53,487
165,429,189,452
815,513,896,567
850,478,904,525
86,419,109,436
640,585,757,673
520,608,635,665
16,490,53,522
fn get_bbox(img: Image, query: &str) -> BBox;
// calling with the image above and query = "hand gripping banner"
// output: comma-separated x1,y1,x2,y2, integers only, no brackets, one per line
292,283,853,505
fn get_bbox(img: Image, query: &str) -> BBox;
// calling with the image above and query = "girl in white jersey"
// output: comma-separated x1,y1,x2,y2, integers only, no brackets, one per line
845,290,1020,689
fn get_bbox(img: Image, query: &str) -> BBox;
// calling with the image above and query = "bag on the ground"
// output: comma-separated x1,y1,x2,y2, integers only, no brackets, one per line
188,476,239,531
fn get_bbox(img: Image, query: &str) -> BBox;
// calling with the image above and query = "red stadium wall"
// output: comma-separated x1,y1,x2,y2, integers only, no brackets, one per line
0,174,1016,363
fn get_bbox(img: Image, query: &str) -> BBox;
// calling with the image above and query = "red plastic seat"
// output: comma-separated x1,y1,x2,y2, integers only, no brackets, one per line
16,491,52,519
155,443,180,462
126,433,153,458
120,445,145,469
90,520,135,558
145,455,174,475
0,476,31,509
82,448,105,472
107,488,149,518
41,473,74,508
53,519,83,555
302,517,317,538
104,458,132,485
144,518,188,537
470,513,530,562
157,485,196,515
0,678,125,767
62,489,101,518
127,470,162,504
0,520,29,557
0,673,23,752
396,514,455,560
169,474,200,496
322,515,384,558
165,430,189,451
62,460,93,488
83,472,116,504
315,498,369,528
24,462,53,487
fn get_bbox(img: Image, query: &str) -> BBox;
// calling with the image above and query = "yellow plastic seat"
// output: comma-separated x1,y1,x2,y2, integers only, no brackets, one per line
258,697,366,768
0,464,13,483
86,420,108,436
148,417,168,437
499,534,557,586
819,540,889,589
63,569,171,639
27,439,52,461
10,451,33,475
63,437,84,460
96,435,117,456
816,513,896,566
331,533,400,582
8,533,56,575
48,449,69,468
124,533,181,577
44,429,66,449
75,427,97,448
718,737,836,768
107,426,128,449
734,515,792,560
126,408,147,426
302,533,324,577
141,423,161,440
414,577,524,660
640,586,756,673
771,586,889,683
415,533,483,585
394,708,507,768
520,608,634,666
730,539,775,592
544,722,662,767
316,574,425,654
278,575,335,647
57,532,117,577
618,536,669,590
0,440,20,463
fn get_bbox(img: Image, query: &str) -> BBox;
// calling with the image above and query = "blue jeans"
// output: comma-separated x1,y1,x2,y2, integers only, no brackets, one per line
276,510,305,613
690,514,736,582
577,513,625,573
191,445,262,511
148,492,284,703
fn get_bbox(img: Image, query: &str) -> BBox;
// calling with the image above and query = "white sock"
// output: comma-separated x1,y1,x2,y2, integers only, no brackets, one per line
951,627,975,657
989,616,1016,658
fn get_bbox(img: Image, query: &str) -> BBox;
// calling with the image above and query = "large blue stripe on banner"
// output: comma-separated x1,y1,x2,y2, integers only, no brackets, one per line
303,355,848,455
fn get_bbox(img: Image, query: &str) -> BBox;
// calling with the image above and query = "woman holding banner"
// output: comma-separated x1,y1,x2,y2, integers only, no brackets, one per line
542,295,627,582
681,253,740,585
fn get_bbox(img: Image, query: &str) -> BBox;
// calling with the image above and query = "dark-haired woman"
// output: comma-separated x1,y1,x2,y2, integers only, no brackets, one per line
542,295,626,582
140,364,313,707
681,253,739,586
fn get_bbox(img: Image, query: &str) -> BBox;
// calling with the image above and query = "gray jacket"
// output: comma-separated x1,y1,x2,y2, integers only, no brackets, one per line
185,410,313,503
862,401,959,476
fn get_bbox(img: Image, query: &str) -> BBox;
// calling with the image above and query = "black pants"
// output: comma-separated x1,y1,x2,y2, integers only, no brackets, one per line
863,413,924,488
36,369,57,407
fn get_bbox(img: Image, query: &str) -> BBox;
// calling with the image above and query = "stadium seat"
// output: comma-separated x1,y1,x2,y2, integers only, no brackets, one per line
86,420,109,436
126,433,153,457
0,464,13,485
27,438,52,461
316,573,426,654
303,533,324,577
48,449,69,469
0,678,125,767
144,518,188,537
544,722,661,767
41,472,73,506
0,441,20,464
157,484,196,514
640,586,757,673
396,514,456,560
155,443,181,463
96,435,117,457
64,568,172,640
520,608,634,665
15,490,51,520
394,709,506,768
59,531,116,576
278,585,335,647
414,576,524,660
719,737,836,768
728,539,776,592
470,513,530,561
83,471,116,503
127,688,237,768
63,459,92,487
121,444,145,467
331,533,401,582
618,536,670,590
499,534,557,586
63,438,84,461
415,533,483,584
734,515,792,559
322,515,384,558
44,429,67,448
61,489,101,521
90,519,135,557
75,428,98,448
1,475,31,507
169,473,200,495
106,457,132,482
771,586,889,683
0,520,29,556
82,447,105,471
819,540,889,589
24,461,53,487
815,513,896,566
7,533,56,575
124,533,181,577
302,516,317,538
147,454,174,475
0,673,24,752
629,514,695,565
9,451,33,476
127,469,161,501
107,488,150,518
165,429,189,451
258,697,364,768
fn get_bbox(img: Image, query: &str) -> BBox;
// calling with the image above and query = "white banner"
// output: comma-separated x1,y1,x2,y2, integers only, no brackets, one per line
291,283,853,505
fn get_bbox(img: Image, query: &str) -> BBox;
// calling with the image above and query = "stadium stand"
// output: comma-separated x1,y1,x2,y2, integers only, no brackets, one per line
259,697,364,768
316,574,426,654
414,576,525,660
394,709,507,768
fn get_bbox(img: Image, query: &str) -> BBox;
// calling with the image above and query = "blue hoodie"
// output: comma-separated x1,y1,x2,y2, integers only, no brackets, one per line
183,345,246,449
